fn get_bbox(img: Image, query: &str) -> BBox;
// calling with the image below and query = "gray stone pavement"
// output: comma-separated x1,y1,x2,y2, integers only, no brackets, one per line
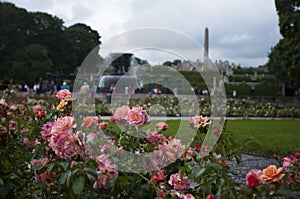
227,154,279,184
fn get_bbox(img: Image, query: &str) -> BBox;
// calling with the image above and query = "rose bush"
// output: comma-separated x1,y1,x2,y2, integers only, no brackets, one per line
240,152,300,198
0,90,299,198
94,96,300,118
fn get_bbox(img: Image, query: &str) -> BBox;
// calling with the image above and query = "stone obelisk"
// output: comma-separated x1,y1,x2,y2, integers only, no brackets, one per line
204,27,209,62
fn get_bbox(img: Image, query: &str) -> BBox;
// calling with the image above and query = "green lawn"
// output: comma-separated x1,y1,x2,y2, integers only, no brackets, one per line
225,119,300,157
106,119,300,158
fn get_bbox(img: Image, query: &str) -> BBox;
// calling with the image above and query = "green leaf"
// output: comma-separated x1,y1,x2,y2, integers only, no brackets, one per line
209,163,223,171
10,173,18,180
192,168,205,179
116,176,130,187
277,188,300,199
72,176,85,196
83,167,97,178
214,178,225,199
71,168,80,175
47,162,55,174
59,170,71,185
59,162,70,172
45,112,53,119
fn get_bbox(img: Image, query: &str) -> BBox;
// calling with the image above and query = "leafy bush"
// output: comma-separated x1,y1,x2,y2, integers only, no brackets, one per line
228,76,252,82
254,82,280,96
225,82,252,96
1,90,300,198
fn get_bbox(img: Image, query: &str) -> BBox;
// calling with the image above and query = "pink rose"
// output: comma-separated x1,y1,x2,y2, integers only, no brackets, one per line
246,169,262,187
150,171,166,184
23,137,36,148
40,122,54,140
156,122,168,131
181,194,195,199
56,89,72,101
96,154,118,179
146,130,165,144
32,104,42,115
48,116,82,159
189,115,210,128
82,117,97,127
51,116,75,135
128,106,150,128
168,173,190,190
21,128,29,136
9,120,17,131
283,157,292,169
0,99,8,110
113,106,130,126
158,190,166,198
32,157,49,166
159,138,185,162
49,130,81,159
93,174,108,189
99,122,108,130
183,147,196,160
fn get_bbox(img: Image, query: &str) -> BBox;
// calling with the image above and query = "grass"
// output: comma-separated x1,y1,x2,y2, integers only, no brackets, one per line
106,119,300,158
225,119,300,158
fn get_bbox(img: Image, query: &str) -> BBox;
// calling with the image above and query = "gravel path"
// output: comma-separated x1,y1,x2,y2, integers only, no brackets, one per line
227,154,279,184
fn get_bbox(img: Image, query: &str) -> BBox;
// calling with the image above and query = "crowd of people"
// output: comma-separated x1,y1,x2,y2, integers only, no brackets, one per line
0,80,93,100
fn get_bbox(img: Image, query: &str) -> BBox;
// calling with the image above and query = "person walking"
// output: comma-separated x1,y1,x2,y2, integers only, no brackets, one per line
61,82,70,90
79,82,90,104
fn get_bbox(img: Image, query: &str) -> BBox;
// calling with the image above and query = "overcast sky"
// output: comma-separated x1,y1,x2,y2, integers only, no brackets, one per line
5,0,282,67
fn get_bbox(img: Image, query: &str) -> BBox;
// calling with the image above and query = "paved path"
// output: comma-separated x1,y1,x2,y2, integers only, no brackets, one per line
227,154,279,184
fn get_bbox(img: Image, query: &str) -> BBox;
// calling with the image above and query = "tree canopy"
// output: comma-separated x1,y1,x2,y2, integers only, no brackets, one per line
266,0,300,85
0,2,101,86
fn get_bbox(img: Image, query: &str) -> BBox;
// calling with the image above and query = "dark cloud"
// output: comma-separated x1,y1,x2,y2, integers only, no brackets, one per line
6,0,281,67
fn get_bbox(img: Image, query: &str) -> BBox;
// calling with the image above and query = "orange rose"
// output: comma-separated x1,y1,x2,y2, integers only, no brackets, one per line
82,117,97,127
262,165,284,183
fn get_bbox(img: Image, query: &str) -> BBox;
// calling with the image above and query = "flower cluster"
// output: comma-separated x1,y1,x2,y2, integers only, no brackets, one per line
168,173,190,191
56,89,72,111
111,105,150,128
93,154,118,189
48,116,83,159
3,87,300,199
243,152,300,197
188,115,210,128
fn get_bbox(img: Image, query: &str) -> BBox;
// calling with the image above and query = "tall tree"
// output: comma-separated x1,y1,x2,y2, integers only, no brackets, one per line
65,23,101,66
267,0,300,86
0,2,103,84
0,2,32,76
29,12,78,74
9,44,53,86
